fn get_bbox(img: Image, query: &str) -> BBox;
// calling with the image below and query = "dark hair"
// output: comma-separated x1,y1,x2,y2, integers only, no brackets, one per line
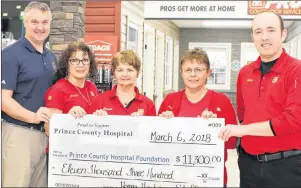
54,42,97,83
180,48,210,70
111,50,141,73
251,12,284,33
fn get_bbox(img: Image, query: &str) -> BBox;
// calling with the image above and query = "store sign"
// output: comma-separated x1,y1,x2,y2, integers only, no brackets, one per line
144,1,301,19
248,1,301,15
85,36,118,63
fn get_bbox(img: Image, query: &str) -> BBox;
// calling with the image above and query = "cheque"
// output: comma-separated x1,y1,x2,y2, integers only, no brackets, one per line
48,114,225,187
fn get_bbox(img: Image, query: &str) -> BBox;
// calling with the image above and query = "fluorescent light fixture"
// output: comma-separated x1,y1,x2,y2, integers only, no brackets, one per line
16,5,21,9
200,20,252,28
172,20,293,29
3,13,8,16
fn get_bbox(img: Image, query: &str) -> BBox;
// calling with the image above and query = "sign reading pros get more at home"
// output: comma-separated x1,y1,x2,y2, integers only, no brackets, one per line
144,1,301,19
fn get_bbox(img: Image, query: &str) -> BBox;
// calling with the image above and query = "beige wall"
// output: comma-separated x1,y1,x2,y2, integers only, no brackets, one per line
120,1,180,96
120,1,180,51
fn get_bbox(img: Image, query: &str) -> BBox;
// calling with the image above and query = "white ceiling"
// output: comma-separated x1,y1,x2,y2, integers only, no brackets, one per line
172,20,294,29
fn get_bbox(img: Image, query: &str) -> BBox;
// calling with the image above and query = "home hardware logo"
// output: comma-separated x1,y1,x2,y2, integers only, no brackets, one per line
86,40,112,52
248,1,301,15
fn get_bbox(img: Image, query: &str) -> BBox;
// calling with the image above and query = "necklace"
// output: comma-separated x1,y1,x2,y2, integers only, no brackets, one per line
66,78,91,105
74,85,91,105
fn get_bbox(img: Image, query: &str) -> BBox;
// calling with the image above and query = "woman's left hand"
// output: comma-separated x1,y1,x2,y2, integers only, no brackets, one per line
198,109,217,119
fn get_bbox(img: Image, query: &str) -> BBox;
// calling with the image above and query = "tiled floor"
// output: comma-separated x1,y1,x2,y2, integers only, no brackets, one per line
226,149,240,187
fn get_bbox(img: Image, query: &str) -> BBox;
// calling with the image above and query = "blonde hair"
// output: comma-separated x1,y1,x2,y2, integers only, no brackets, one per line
111,50,141,73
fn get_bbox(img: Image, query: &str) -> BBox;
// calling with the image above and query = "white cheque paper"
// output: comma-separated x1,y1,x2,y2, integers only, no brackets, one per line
49,114,225,187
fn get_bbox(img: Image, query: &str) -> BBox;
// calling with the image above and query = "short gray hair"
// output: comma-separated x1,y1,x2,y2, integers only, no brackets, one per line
24,1,52,21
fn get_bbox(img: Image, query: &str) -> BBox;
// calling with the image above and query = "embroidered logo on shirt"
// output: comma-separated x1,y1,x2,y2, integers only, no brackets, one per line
48,96,52,100
272,77,279,84
1,80,6,84
246,79,253,82
90,91,95,96
70,94,78,98
216,107,221,112
103,107,112,111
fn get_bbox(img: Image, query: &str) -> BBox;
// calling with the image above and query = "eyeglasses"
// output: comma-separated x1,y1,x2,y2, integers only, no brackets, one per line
183,68,208,75
69,58,90,65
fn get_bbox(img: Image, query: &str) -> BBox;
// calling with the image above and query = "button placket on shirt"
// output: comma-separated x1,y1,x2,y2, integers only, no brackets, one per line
259,75,268,96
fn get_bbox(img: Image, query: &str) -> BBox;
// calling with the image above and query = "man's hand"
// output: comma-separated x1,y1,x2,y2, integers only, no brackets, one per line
159,110,174,119
218,125,246,141
33,107,52,124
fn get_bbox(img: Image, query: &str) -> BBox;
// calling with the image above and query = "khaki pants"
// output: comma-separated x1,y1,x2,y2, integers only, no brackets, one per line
2,121,48,187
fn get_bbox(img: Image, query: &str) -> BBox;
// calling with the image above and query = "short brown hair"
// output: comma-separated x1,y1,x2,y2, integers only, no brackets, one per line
111,50,141,73
180,48,210,70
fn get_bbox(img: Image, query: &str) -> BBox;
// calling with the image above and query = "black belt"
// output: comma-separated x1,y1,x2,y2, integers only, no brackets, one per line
22,122,45,132
3,119,45,132
242,148,301,162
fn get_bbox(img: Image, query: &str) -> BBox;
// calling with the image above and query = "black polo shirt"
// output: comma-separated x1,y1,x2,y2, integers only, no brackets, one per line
1,37,56,126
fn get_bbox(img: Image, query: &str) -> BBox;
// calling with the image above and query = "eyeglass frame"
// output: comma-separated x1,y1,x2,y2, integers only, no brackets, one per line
68,58,90,66
182,68,209,75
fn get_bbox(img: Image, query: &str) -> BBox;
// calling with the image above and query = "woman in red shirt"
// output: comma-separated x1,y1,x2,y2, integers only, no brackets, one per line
158,49,237,187
44,41,99,140
88,50,156,116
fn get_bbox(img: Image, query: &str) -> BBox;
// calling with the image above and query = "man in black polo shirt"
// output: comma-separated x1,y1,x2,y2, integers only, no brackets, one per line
1,1,56,187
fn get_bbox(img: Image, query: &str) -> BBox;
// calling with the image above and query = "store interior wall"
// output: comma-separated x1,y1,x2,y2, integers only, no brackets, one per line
286,21,301,42
286,21,301,60
2,18,22,39
121,0,180,105
1,1,29,39
179,28,253,106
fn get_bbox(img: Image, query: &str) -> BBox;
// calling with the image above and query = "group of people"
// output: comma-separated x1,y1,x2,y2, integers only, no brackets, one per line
1,1,301,188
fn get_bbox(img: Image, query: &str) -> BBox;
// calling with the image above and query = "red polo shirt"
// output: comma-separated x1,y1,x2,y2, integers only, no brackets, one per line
88,85,156,116
45,78,99,113
158,90,237,185
45,78,99,153
237,49,301,155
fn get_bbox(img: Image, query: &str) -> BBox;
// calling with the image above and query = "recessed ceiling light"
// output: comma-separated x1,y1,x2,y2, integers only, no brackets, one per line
16,5,21,9
3,13,8,16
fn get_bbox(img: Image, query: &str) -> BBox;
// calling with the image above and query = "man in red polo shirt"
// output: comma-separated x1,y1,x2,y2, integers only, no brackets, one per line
219,12,301,187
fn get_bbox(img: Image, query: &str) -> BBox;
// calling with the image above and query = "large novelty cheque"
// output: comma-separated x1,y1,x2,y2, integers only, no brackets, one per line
48,114,225,187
